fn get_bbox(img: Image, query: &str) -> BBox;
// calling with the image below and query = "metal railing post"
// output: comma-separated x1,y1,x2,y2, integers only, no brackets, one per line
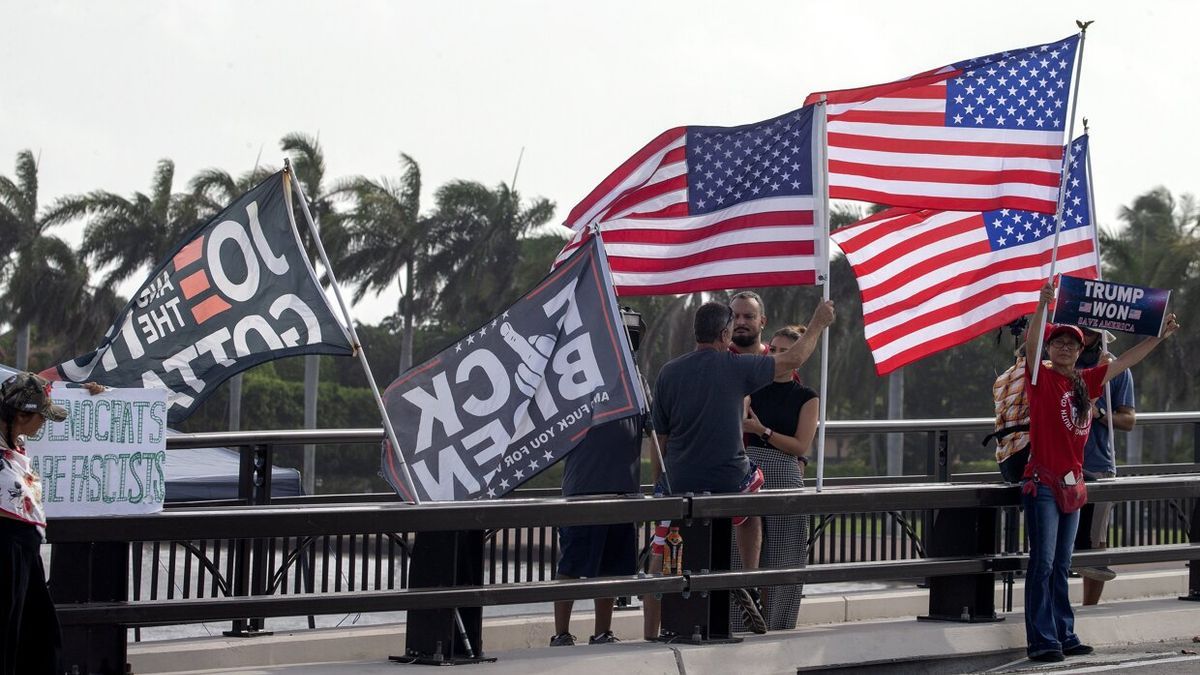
224,443,274,637
935,429,950,483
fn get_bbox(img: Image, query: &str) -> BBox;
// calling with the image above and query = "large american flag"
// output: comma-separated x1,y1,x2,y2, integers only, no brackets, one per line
556,106,824,296
831,135,1097,375
805,34,1079,214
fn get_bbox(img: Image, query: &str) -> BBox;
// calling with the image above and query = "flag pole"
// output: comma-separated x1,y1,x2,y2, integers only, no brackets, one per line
815,96,832,492
1031,20,1092,386
1081,119,1116,454
283,160,422,504
594,223,673,494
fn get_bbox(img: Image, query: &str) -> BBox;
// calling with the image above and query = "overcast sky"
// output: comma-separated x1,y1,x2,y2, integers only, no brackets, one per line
3,0,1194,325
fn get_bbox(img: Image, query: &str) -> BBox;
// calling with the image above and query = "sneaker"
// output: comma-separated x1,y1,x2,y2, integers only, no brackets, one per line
549,632,576,647
732,588,768,634
1028,650,1065,662
589,631,620,645
1064,644,1095,656
1078,566,1117,582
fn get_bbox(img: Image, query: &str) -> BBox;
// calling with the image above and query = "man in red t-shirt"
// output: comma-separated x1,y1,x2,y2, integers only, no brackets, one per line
1019,281,1180,663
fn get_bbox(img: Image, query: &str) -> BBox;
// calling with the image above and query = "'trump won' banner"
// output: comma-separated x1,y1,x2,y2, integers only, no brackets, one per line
381,236,644,501
43,171,353,423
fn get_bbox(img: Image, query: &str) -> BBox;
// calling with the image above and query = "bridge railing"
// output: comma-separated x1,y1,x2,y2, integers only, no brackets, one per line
43,413,1200,670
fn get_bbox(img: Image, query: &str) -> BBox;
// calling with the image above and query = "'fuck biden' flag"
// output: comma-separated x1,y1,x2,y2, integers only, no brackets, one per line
381,236,644,501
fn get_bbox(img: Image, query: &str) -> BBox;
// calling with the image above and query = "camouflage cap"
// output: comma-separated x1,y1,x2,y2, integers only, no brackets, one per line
0,372,68,422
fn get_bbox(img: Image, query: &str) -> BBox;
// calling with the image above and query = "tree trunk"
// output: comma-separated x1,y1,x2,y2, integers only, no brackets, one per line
14,322,30,371
399,259,415,376
303,354,319,495
228,373,243,431
886,369,904,476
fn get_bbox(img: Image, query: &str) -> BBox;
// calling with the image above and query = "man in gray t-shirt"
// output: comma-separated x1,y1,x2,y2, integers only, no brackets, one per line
653,348,772,493
644,298,833,638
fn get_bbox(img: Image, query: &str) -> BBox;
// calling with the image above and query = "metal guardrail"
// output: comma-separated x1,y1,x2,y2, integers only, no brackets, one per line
43,413,1200,671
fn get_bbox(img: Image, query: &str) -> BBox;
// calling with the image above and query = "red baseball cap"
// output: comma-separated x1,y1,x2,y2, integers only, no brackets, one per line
1043,323,1084,345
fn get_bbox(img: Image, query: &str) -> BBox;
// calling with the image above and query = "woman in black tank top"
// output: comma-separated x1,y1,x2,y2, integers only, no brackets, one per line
733,326,819,631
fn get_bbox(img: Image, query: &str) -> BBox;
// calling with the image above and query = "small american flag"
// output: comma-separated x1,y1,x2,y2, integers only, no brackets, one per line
831,135,1097,375
557,106,824,296
806,34,1079,214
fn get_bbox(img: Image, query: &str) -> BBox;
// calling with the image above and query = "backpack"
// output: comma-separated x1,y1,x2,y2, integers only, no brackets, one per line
983,356,1030,463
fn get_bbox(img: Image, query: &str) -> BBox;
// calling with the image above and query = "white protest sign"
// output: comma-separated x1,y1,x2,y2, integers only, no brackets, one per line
24,385,168,517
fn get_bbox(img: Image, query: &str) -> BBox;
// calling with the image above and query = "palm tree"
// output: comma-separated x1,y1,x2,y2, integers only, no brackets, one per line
422,181,555,331
1099,188,1200,423
0,150,89,369
281,132,343,494
44,159,201,286
189,164,277,217
332,153,426,375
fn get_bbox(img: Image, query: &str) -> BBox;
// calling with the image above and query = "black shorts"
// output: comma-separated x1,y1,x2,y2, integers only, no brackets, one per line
556,523,636,578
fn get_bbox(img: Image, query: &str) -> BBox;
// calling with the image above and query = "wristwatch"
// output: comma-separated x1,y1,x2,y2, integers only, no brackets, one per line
1096,407,1107,422
762,428,774,443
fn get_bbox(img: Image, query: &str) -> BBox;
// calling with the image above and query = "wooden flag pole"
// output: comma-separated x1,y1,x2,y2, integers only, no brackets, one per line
1082,119,1117,454
815,96,832,492
1031,20,1092,385
283,160,422,504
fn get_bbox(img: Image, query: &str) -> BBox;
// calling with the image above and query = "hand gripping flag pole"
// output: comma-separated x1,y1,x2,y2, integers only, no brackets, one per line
1031,20,1092,385
1082,119,1117,455
815,97,832,492
283,160,422,504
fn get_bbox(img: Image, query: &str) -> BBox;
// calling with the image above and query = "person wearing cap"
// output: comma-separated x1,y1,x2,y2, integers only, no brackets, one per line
1019,281,1180,663
0,372,101,675
1073,327,1135,603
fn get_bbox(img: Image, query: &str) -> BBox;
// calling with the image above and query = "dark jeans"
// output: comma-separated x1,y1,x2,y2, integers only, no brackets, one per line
1022,482,1083,657
0,518,61,675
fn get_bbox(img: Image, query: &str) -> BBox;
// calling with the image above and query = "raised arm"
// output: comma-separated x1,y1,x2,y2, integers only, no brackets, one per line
1103,312,1179,385
773,300,835,378
1026,281,1054,372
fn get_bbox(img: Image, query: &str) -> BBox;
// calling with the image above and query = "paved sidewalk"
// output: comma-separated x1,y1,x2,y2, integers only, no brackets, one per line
147,596,1200,675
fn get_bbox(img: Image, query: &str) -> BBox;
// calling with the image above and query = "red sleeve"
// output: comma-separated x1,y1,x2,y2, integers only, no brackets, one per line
1083,364,1109,398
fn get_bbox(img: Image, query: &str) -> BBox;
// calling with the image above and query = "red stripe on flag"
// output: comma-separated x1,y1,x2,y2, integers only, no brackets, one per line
599,211,814,246
564,127,686,227
179,270,210,300
827,110,947,126
829,159,1062,188
805,70,959,106
850,213,984,279
828,132,1065,160
616,270,817,297
191,295,231,324
829,185,1058,214
604,173,687,218
173,238,204,270
830,209,926,254
609,240,815,274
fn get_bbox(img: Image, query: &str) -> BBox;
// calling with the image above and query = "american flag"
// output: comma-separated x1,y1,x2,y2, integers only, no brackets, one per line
831,135,1097,375
805,34,1079,214
556,106,824,296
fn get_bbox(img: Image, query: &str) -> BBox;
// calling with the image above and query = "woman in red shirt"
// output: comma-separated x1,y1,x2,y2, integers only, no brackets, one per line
1021,281,1180,662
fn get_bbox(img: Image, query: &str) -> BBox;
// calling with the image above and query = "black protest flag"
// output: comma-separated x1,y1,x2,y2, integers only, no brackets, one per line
42,171,353,424
380,236,645,501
